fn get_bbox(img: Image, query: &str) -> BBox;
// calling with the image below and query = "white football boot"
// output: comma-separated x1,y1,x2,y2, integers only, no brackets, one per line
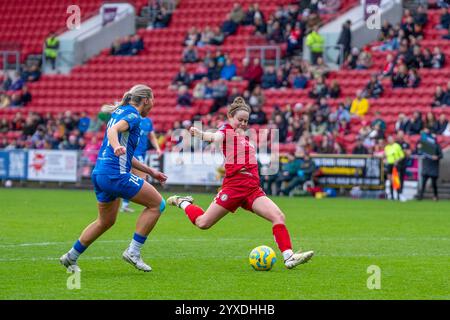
122,249,152,272
285,250,314,269
167,195,194,208
120,206,135,213
59,253,82,273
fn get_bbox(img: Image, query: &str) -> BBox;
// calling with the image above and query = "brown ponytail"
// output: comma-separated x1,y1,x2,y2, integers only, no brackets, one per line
228,96,251,117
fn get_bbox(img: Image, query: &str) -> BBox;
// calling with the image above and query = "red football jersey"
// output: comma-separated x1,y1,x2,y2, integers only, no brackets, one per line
218,123,259,180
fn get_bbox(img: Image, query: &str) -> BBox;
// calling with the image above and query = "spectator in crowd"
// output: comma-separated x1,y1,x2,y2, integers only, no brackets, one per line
344,47,360,70
184,27,201,47
328,80,341,98
0,119,9,133
44,31,59,70
384,135,405,200
309,57,330,79
254,15,268,35
227,87,241,105
21,64,41,82
436,114,449,135
210,27,225,45
409,111,424,135
308,76,328,99
182,45,199,63
355,46,373,70
153,7,172,28
171,65,192,90
337,20,352,64
407,68,421,88
9,71,25,91
10,93,23,107
248,104,267,125
286,23,302,56
432,47,445,68
221,13,239,37
289,68,308,89
279,153,316,196
364,74,384,98
431,86,446,107
118,36,133,55
413,5,428,27
310,114,327,136
444,81,450,105
78,112,90,136
193,77,213,99
198,26,213,47
243,58,264,91
379,20,393,41
229,3,246,25
220,58,237,81
352,138,369,154
110,37,122,55
371,111,387,135
395,113,411,133
416,134,443,201
249,85,265,109
420,48,433,68
425,112,438,133
306,26,324,65
176,85,192,107
83,136,101,166
261,65,278,89
19,86,31,106
350,90,369,117
130,35,144,55
0,93,11,108
392,64,409,88
209,79,228,113
382,54,395,77
436,7,450,30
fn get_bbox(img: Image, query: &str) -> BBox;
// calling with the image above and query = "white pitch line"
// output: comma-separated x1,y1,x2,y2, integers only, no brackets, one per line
0,237,449,249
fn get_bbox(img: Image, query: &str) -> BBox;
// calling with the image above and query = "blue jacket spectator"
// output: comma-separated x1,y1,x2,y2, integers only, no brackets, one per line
220,59,237,80
130,35,144,55
78,112,91,135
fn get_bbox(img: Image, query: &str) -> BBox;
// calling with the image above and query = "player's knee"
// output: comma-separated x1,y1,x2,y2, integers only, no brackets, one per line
273,210,285,225
99,217,116,230
159,198,166,214
195,218,212,230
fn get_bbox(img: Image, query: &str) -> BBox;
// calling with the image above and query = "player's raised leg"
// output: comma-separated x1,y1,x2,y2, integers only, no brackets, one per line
123,181,165,272
167,195,229,229
251,196,314,269
60,198,121,272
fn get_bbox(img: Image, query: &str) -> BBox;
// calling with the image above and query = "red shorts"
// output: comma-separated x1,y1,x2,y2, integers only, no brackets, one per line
214,173,266,213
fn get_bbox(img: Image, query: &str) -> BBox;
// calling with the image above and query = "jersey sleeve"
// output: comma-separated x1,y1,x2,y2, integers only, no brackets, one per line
218,123,232,137
148,118,154,133
122,112,140,131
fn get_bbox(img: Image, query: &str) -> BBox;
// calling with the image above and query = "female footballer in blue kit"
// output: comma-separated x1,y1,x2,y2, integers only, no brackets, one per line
121,116,162,213
60,84,167,272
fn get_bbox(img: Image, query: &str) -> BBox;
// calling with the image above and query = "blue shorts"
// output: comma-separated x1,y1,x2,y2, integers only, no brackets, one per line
91,173,144,203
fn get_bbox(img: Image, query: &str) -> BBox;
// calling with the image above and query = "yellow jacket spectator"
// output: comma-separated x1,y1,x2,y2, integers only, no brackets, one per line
306,26,324,64
44,32,59,70
350,90,369,116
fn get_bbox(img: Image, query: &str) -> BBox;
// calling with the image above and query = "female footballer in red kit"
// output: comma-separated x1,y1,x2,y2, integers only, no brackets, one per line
168,97,314,269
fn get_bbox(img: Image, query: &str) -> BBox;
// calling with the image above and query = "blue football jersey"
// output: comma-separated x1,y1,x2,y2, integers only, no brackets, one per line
134,117,154,157
93,105,141,175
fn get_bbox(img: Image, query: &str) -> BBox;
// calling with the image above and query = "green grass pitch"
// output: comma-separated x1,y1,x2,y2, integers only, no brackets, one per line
0,188,448,299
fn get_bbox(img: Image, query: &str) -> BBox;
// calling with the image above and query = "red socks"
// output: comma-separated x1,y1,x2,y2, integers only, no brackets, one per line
272,224,292,252
184,204,205,224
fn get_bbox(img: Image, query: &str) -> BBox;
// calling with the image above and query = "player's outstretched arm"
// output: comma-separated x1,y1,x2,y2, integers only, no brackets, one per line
190,127,224,143
131,157,167,184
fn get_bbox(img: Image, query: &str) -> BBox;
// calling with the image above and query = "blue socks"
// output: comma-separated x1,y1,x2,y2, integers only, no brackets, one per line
128,232,147,255
68,240,87,261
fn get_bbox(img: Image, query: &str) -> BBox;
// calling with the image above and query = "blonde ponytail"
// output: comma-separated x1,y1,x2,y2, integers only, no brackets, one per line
100,85,153,114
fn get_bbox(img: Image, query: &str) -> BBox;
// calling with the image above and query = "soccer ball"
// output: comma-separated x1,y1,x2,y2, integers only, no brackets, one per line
249,245,277,271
